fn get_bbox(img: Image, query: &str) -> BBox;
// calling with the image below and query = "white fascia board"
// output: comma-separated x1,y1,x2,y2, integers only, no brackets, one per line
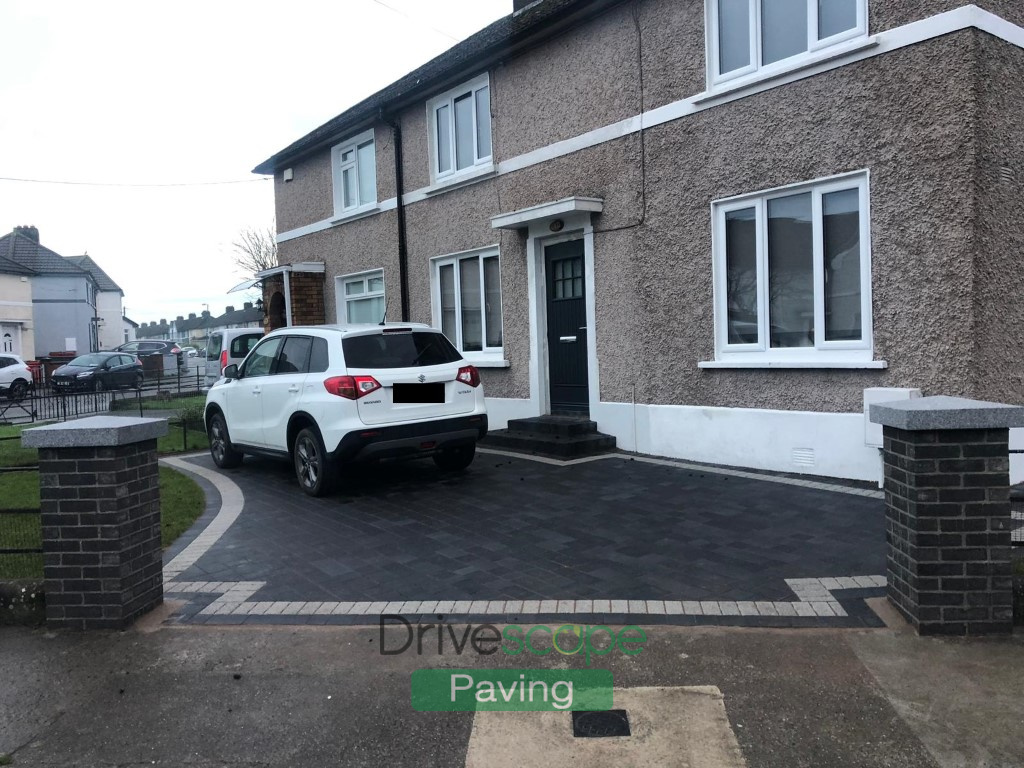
491,197,604,230
255,261,326,279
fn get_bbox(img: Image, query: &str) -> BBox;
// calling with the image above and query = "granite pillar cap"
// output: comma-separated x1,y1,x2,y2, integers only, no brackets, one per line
869,395,1024,431
22,416,169,448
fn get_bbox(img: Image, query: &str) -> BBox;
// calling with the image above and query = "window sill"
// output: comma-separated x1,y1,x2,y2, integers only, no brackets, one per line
463,356,510,369
425,164,496,196
330,204,381,226
698,359,888,370
696,36,879,104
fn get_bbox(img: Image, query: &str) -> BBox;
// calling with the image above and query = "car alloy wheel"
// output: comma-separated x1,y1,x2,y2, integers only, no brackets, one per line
92,378,106,392
8,379,28,401
294,427,334,497
209,413,243,469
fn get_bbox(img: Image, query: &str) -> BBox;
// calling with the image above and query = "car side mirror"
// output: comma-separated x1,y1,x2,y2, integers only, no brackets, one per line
223,364,239,380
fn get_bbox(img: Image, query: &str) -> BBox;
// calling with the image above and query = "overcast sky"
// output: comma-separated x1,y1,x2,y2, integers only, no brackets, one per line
0,0,510,326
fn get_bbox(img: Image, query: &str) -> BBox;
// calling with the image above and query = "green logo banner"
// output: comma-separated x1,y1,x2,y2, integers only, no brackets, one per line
411,669,614,712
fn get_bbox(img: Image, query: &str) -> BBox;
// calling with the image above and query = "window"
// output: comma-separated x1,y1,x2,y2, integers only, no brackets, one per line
241,337,282,377
708,0,866,85
427,74,492,184
432,248,503,356
338,270,385,324
331,129,377,218
711,173,872,364
342,331,462,369
276,336,313,374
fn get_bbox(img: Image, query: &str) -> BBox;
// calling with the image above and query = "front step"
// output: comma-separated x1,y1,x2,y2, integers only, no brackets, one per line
481,415,617,459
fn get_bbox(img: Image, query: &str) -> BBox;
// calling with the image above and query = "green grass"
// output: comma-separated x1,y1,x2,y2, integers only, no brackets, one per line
157,423,208,454
0,467,204,581
134,394,207,412
0,424,41,468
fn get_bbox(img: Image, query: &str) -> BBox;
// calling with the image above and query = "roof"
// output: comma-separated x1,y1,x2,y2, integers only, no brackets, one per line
0,255,35,276
122,316,140,328
215,305,263,327
66,255,124,294
253,0,622,175
0,231,92,276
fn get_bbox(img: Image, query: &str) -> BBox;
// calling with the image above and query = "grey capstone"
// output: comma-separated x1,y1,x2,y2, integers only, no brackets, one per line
22,416,169,448
869,395,1024,431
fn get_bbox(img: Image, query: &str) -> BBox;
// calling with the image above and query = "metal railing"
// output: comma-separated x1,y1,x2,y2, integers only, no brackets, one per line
0,435,42,581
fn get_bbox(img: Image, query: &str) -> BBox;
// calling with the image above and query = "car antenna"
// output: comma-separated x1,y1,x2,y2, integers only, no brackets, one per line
378,299,390,326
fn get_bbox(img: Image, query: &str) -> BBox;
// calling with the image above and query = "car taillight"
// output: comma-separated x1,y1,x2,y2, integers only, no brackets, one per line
219,350,228,372
323,375,381,399
456,365,481,387
171,346,181,354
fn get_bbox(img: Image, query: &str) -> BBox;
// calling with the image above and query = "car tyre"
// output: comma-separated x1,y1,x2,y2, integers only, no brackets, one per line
8,379,28,401
433,443,476,472
294,427,335,497
134,372,144,389
92,379,106,393
209,413,244,469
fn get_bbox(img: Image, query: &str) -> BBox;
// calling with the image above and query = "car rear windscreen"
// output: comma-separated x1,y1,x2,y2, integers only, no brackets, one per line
207,335,222,360
342,331,462,369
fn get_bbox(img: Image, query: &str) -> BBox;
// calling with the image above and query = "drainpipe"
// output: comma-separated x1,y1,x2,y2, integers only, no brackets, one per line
282,268,293,326
386,114,410,322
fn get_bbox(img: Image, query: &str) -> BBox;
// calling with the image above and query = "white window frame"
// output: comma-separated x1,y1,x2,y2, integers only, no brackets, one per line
330,129,378,221
336,269,386,325
430,245,504,361
706,0,868,88
426,73,494,188
707,171,877,368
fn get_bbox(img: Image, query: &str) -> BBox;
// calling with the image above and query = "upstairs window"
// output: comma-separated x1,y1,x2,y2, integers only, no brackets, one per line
709,0,867,85
331,129,377,218
711,173,872,364
427,74,492,184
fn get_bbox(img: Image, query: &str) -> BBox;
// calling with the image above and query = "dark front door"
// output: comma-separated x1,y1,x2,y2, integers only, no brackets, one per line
545,239,589,413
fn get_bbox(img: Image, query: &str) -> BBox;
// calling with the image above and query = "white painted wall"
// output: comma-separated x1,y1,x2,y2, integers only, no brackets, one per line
95,290,124,350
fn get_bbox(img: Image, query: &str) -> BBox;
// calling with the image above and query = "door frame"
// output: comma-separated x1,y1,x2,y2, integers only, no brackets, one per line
525,213,599,417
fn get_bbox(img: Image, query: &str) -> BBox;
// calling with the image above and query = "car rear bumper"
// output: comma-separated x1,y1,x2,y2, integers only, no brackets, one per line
330,414,488,463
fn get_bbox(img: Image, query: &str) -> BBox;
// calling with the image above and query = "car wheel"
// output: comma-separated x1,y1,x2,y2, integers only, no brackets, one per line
209,413,244,469
294,427,335,497
8,379,28,401
433,443,476,472
92,379,106,392
134,372,144,389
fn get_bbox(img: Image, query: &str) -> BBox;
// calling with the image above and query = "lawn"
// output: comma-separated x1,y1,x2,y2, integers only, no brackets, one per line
0,421,208,582
126,394,207,413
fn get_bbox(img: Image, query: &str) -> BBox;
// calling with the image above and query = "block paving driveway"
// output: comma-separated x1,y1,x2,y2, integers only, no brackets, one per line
164,450,887,628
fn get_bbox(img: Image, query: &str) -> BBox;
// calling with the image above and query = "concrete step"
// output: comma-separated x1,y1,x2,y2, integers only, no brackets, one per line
481,428,617,459
505,415,600,437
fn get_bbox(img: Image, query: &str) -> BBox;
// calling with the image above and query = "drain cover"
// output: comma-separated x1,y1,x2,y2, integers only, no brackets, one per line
572,709,631,738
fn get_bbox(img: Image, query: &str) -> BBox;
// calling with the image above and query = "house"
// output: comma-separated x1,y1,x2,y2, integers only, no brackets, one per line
122,315,139,345
0,254,35,359
252,0,1024,483
0,226,111,356
141,303,263,348
65,255,125,350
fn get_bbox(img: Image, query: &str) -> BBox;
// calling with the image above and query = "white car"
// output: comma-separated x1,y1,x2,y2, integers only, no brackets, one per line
203,323,488,496
0,354,33,401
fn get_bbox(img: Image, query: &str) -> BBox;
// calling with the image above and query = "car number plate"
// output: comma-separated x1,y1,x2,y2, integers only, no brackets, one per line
392,382,444,404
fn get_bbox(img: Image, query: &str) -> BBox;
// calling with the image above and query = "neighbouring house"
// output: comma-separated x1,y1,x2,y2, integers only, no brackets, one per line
122,315,139,345
0,254,35,359
65,255,125,350
252,0,1024,483
136,319,172,342
139,303,263,348
0,226,126,356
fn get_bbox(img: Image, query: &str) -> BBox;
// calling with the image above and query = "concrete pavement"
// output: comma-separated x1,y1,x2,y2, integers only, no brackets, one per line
2,614,1022,767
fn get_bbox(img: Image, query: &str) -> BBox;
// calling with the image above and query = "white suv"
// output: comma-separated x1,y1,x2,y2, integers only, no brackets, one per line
0,354,32,400
203,323,487,496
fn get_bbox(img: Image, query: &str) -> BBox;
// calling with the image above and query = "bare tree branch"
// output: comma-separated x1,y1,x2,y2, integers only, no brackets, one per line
232,225,278,278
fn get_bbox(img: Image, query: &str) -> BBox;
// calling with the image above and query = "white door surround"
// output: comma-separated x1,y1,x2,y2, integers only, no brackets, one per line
491,197,603,418
0,323,21,356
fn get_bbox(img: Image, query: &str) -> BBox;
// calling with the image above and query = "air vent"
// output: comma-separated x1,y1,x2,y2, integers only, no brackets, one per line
792,448,815,467
1000,166,1015,184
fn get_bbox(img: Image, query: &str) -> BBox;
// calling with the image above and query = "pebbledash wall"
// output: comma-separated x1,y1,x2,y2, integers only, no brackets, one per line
270,2,1024,483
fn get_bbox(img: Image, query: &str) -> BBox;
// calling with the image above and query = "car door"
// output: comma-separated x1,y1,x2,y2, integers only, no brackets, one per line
115,355,135,387
258,335,313,450
224,336,282,447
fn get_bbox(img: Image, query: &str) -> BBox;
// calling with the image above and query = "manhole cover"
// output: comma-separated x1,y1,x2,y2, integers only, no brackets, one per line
572,709,631,738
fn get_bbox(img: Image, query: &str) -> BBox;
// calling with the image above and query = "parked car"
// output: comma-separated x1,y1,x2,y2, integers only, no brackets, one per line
50,352,144,392
204,329,264,388
204,324,488,496
181,346,198,358
0,354,33,400
114,340,182,357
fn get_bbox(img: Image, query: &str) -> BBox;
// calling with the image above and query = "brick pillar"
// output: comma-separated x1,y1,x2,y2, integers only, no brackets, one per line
289,272,326,326
870,396,1023,636
23,416,169,629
